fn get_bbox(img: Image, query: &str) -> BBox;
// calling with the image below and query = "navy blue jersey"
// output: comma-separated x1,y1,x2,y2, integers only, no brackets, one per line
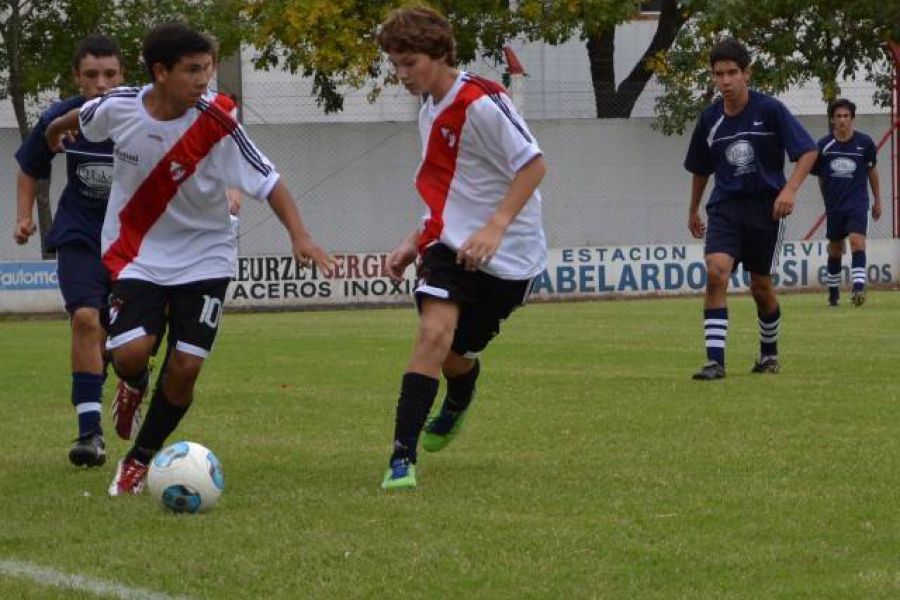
14,95,113,252
810,131,876,214
684,90,816,206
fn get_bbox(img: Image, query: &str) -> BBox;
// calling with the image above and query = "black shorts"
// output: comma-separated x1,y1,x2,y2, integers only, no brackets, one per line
415,243,534,356
826,210,868,241
56,242,109,315
106,278,230,358
705,197,785,275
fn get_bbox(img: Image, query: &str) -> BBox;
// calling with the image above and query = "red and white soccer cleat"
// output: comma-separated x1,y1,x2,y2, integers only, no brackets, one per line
108,457,149,496
111,380,147,440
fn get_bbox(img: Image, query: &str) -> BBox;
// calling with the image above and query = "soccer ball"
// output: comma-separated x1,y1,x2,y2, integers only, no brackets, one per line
147,441,224,513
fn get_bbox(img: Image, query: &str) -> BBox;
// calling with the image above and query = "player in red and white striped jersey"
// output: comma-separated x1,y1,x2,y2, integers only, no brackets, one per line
47,23,335,497
376,7,548,490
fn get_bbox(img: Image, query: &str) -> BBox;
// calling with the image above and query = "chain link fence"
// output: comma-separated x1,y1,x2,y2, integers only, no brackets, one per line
0,59,894,263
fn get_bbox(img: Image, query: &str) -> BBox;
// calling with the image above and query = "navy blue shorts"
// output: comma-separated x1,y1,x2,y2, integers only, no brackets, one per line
56,242,109,315
415,243,533,356
826,210,868,241
705,197,785,275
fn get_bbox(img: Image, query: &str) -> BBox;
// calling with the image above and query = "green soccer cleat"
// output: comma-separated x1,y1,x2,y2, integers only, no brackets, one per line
381,458,416,490
422,403,471,452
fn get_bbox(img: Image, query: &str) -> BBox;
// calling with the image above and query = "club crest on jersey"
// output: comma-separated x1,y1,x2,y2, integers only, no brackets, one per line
829,157,856,176
725,140,755,167
76,162,112,192
170,160,186,182
440,126,457,149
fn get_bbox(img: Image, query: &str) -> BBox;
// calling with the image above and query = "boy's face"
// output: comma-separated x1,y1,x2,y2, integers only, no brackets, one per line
74,54,124,99
387,51,448,96
153,52,214,110
711,60,750,102
830,107,854,137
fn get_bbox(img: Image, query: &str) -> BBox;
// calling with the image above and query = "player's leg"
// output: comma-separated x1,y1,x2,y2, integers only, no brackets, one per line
383,296,459,489
109,278,228,497
746,206,784,374
107,280,165,440
423,273,532,452
847,210,869,305
826,237,845,307
56,243,111,467
693,201,738,380
383,243,465,490
825,213,847,306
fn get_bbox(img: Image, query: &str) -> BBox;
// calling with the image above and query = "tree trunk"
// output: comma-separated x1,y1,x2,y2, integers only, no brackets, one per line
587,0,690,118
4,0,55,258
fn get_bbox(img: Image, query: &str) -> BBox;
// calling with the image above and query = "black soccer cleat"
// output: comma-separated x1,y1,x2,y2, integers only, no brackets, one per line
751,355,780,374
692,361,725,380
68,432,107,467
850,290,866,307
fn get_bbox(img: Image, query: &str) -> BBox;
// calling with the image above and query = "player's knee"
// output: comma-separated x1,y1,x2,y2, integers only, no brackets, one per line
443,352,475,378
112,347,151,378
706,266,729,290
70,307,102,337
417,320,454,354
166,352,204,384
849,236,866,252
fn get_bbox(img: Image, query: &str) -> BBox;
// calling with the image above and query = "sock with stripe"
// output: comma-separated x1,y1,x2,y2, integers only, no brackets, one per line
72,372,103,438
758,305,781,358
127,387,189,465
851,251,866,292
390,372,439,464
826,256,841,303
703,308,728,367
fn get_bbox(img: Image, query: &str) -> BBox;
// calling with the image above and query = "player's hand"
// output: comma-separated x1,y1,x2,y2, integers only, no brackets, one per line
13,217,36,245
45,128,77,153
773,187,796,220
872,200,882,222
688,212,706,239
386,241,417,282
457,221,504,272
292,235,336,277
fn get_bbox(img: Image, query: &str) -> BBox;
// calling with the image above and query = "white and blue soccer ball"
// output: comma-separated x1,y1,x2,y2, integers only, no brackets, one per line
147,441,224,513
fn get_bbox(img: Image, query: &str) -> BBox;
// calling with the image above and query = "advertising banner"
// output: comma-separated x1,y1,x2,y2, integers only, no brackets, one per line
2,240,898,314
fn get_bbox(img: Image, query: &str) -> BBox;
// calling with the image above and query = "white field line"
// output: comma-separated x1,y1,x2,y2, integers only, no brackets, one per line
0,558,196,600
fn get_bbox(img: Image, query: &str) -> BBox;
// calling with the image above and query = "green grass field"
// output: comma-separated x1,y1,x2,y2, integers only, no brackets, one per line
1,292,899,599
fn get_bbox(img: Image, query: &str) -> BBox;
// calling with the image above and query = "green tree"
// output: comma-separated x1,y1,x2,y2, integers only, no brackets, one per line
0,0,244,256
652,0,900,134
244,0,684,118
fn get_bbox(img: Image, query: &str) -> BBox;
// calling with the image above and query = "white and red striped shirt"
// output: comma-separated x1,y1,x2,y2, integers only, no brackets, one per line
80,85,279,284
415,71,546,280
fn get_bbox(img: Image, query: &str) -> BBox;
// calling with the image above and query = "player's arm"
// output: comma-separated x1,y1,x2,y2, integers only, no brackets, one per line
772,149,817,219
868,167,882,221
387,228,420,282
13,170,38,244
457,154,546,271
266,178,336,276
688,174,709,239
44,108,81,152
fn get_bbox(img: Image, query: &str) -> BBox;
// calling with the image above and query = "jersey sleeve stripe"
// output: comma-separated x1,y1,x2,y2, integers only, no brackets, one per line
197,98,273,177
462,74,533,143
80,88,140,125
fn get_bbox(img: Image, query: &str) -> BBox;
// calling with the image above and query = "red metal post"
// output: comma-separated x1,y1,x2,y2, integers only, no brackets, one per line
890,42,900,237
